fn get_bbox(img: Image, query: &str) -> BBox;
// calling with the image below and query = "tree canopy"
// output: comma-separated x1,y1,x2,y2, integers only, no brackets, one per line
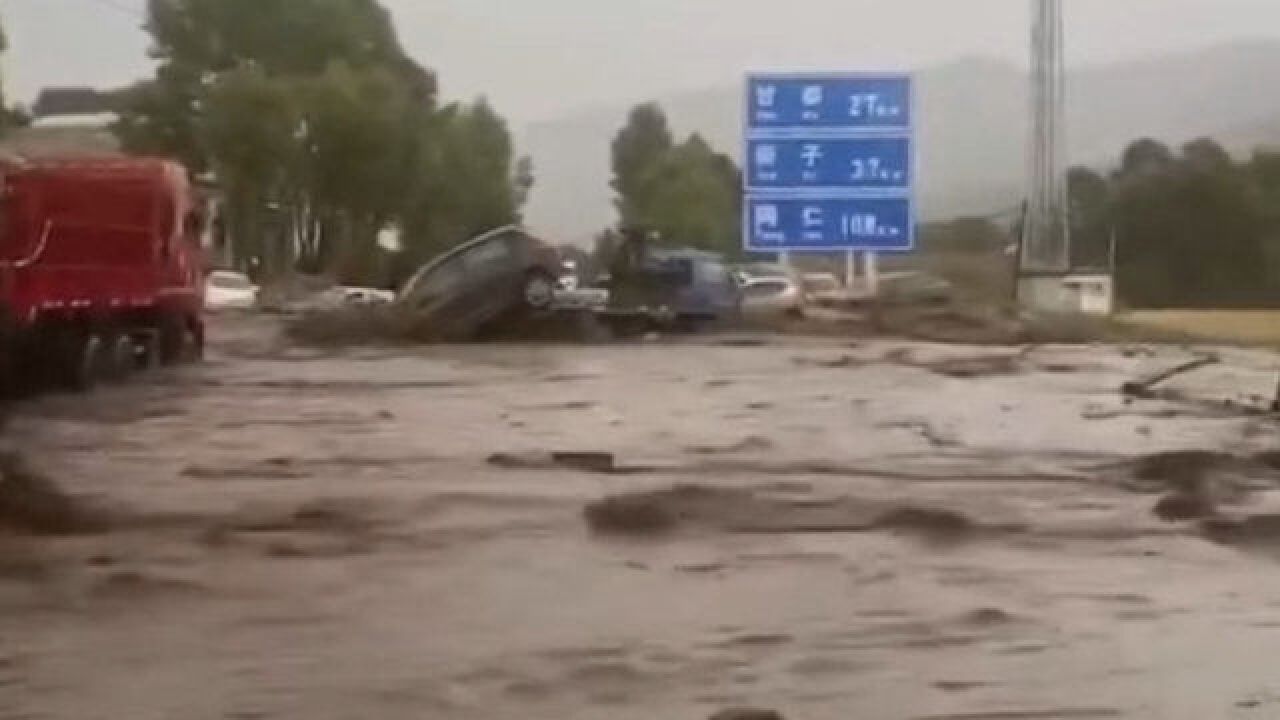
1070,136,1280,308
115,0,527,287
609,104,742,257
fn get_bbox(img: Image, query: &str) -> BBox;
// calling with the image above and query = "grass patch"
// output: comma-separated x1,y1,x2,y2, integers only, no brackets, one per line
1120,310,1280,346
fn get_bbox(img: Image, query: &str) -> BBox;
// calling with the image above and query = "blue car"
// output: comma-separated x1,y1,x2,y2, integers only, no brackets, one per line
603,248,742,331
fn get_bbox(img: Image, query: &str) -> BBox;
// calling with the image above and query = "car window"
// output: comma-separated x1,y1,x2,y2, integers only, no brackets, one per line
745,280,788,297
406,256,466,303
462,235,516,275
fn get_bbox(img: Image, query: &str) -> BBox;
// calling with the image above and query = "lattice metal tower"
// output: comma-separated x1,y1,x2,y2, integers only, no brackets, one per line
1022,0,1070,274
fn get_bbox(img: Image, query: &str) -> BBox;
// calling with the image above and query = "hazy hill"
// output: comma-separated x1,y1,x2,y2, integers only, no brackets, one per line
523,40,1280,244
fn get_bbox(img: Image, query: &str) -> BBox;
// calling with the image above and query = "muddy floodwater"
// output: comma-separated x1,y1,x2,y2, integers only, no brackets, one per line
7,314,1280,720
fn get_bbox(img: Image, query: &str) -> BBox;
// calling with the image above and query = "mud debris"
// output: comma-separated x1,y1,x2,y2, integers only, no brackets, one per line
1153,489,1217,522
1202,514,1280,547
708,708,786,720
182,462,312,481
792,354,865,369
583,484,990,540
684,436,776,456
487,451,642,475
1121,353,1219,399
90,570,206,601
0,453,109,536
921,354,1024,379
881,348,1028,379
1127,450,1247,494
873,506,976,540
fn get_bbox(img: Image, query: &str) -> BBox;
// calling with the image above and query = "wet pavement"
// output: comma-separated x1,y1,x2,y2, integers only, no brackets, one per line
5,314,1280,719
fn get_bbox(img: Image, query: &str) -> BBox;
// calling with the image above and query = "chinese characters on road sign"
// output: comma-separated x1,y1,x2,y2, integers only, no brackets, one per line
744,74,914,252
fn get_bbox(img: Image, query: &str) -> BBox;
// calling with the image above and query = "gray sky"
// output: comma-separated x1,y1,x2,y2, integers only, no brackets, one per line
6,0,1280,126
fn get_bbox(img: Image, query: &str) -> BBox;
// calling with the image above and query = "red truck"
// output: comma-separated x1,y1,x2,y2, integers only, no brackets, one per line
0,157,206,393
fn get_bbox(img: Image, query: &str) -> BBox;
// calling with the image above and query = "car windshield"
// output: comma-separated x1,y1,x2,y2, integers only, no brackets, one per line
17,3,1280,719
210,273,252,290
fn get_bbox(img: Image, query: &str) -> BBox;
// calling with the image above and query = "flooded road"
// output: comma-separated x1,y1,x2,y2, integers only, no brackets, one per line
5,314,1280,720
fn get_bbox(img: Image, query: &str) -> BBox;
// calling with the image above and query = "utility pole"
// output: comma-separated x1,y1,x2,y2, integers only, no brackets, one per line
1018,0,1072,309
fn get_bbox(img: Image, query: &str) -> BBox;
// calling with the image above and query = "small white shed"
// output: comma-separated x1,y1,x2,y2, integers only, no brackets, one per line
1061,273,1115,316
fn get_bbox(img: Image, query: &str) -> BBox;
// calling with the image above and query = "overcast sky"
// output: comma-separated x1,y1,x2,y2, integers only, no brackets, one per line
6,0,1280,126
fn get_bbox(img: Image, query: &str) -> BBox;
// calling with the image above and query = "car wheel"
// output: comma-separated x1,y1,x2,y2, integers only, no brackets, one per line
523,271,557,311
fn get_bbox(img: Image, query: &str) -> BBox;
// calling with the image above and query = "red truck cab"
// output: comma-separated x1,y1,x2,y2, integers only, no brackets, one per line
0,157,206,392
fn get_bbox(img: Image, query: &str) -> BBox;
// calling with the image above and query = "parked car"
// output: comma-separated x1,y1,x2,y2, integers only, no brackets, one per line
205,270,258,310
340,287,395,306
741,275,806,317
396,225,563,339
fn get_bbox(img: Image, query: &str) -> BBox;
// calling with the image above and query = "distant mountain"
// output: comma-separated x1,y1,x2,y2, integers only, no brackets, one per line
522,40,1280,244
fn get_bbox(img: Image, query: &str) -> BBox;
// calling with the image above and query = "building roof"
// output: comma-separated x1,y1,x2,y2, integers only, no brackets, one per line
32,87,115,119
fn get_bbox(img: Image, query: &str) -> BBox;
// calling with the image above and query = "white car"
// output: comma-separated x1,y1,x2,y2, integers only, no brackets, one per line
339,287,395,306
741,276,805,317
553,286,609,311
205,271,258,310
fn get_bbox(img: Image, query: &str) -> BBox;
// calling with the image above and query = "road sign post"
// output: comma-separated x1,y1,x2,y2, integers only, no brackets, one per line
744,73,915,259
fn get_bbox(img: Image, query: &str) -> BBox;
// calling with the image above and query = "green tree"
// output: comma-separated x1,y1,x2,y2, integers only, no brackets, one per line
120,0,433,169
117,0,540,286
1068,166,1111,268
611,103,673,228
638,134,741,256
0,14,6,133
400,99,525,265
200,67,301,276
1118,137,1175,178
513,155,535,215
1181,137,1232,172
293,62,416,280
1107,137,1273,307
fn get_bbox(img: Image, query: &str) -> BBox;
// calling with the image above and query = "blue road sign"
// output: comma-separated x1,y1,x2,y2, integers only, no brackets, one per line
746,136,911,192
744,72,914,253
747,74,912,132
745,196,914,252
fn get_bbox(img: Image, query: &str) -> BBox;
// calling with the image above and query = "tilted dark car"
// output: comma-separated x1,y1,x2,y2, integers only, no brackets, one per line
396,225,563,340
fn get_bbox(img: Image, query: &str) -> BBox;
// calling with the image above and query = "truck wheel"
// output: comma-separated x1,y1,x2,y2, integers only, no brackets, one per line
103,334,136,383
137,333,162,371
64,332,104,393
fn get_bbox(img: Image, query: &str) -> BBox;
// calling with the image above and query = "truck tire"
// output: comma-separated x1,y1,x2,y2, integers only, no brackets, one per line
63,332,104,393
102,334,136,383
137,333,162,371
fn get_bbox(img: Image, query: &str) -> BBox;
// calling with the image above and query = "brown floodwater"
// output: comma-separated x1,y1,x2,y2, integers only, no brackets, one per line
4,314,1280,720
